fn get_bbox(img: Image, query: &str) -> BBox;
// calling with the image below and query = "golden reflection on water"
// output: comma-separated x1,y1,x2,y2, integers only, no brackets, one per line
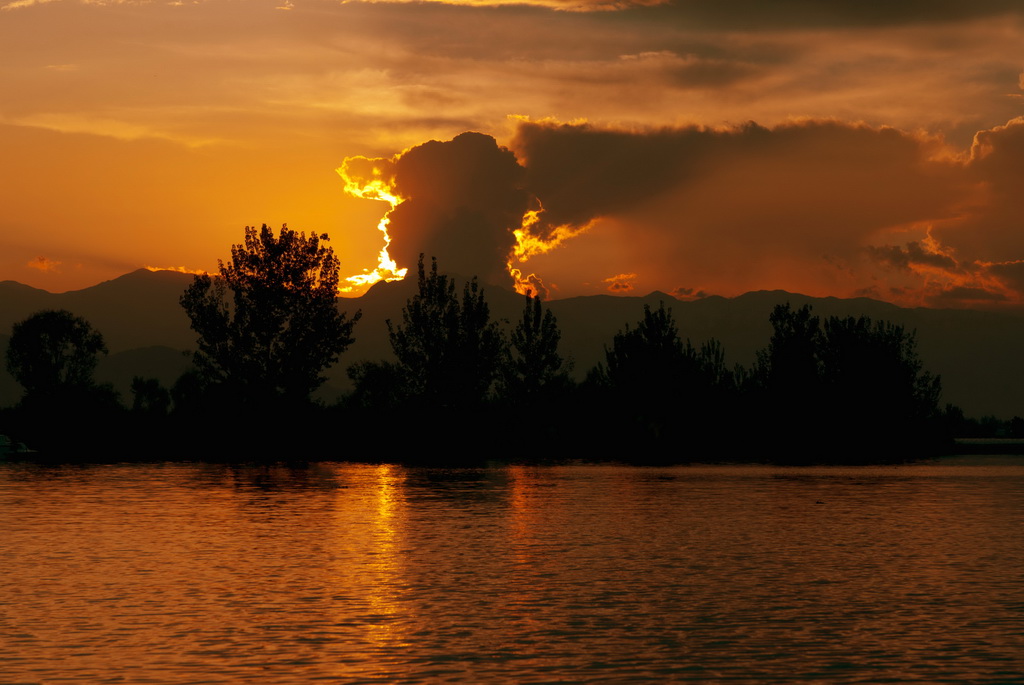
319,463,413,682
2,459,1024,683
506,464,537,557
364,463,409,648
504,465,546,641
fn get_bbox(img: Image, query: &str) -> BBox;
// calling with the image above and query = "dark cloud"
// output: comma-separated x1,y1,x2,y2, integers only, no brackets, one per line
864,242,958,271
387,131,532,285
983,260,1024,294
327,0,1023,25
346,117,1024,308
515,120,962,241
512,119,964,292
626,0,1023,30
512,122,709,240
938,119,1024,261
672,286,708,300
663,56,761,88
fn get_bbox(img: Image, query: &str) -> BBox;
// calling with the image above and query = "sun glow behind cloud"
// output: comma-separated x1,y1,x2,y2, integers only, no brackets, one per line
3,0,1024,308
336,157,409,293
337,132,607,299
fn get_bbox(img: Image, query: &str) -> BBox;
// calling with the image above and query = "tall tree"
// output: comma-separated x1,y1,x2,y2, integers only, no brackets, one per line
385,255,504,409
6,309,108,398
602,302,688,397
180,224,360,406
500,292,571,403
754,303,822,401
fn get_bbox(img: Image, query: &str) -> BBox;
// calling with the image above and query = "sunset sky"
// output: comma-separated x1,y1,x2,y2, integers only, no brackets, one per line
3,0,1024,306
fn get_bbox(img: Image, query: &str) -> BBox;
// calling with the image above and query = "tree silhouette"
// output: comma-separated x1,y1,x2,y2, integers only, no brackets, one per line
130,376,171,416
752,303,945,458
602,302,687,397
5,309,108,398
180,224,360,406
754,303,821,402
4,310,121,455
819,314,941,430
590,302,734,451
385,255,504,409
600,302,731,397
346,360,405,409
500,292,571,403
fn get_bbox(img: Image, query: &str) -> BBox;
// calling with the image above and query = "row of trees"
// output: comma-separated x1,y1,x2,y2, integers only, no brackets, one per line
2,224,956,461
347,256,571,412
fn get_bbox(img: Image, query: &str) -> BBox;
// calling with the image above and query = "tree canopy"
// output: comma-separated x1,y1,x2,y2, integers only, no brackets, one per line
754,303,940,415
752,303,944,456
589,302,734,447
5,309,108,398
500,292,571,403
599,302,730,398
819,313,941,426
384,255,504,409
602,302,687,395
180,224,360,406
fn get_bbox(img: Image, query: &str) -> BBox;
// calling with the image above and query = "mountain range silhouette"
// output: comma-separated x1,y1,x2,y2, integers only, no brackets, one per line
2,268,1022,418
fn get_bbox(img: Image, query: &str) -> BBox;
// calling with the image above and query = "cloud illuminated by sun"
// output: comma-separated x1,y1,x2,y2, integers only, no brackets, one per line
0,0,664,10
343,0,666,11
27,256,61,272
335,156,409,293
603,273,637,292
144,265,209,276
0,0,56,10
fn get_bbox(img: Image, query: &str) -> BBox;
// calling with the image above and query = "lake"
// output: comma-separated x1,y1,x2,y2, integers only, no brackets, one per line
2,457,1023,683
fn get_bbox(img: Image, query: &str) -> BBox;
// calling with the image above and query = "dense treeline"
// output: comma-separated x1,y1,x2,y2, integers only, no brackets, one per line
0,225,992,464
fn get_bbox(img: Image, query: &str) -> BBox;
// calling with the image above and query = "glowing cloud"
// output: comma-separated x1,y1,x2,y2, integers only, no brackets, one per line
331,116,1024,308
336,0,667,12
339,132,558,295
1,0,57,10
144,265,208,276
27,256,61,272
603,273,637,292
336,156,408,293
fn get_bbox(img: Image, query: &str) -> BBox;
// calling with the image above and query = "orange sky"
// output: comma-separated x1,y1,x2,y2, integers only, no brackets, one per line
3,0,1024,307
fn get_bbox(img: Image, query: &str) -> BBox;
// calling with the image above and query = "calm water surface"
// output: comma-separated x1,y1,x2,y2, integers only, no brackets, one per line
2,457,1023,683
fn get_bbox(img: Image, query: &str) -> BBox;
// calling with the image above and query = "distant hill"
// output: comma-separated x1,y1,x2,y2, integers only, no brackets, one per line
2,270,1023,418
0,269,195,352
